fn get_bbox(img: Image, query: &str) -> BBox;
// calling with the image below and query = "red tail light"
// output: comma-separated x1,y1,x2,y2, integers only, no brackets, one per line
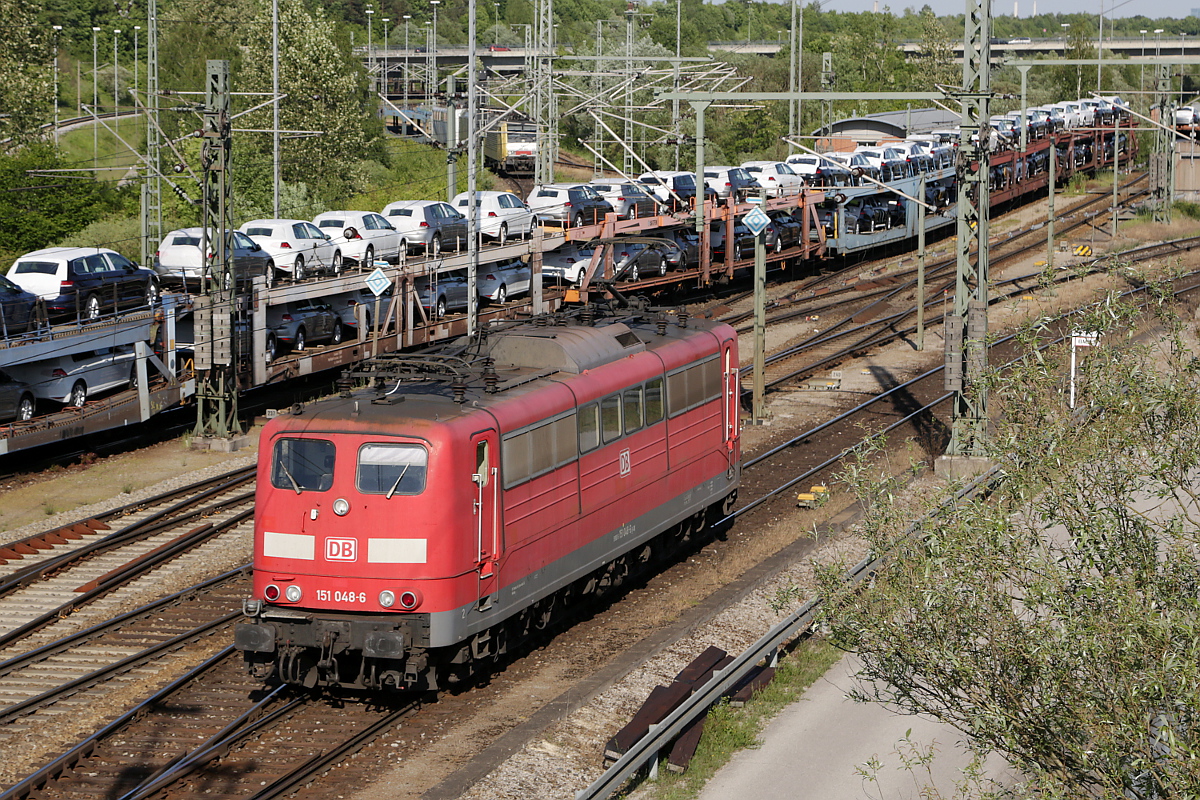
419,221,429,227
52,368,68,378
564,202,573,207
488,211,498,217
280,242,292,249
59,281,74,289
264,584,281,602
347,299,358,307
281,314,293,321
484,273,496,280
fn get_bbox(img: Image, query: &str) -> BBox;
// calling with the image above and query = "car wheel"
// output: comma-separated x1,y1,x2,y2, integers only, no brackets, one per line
431,234,442,257
264,261,275,288
331,251,343,275
129,364,138,390
17,394,34,422
293,255,306,282
364,245,374,268
658,256,667,276
294,327,307,351
399,239,409,260
265,333,277,363
774,237,784,254
331,323,343,345
733,242,744,261
145,281,160,307
527,219,538,239
84,294,101,322
436,296,447,320
627,263,639,282
69,381,87,409
499,223,509,243
572,213,583,228
496,284,507,305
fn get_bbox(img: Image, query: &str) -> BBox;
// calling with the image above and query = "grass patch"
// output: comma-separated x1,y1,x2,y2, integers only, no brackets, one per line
627,636,842,800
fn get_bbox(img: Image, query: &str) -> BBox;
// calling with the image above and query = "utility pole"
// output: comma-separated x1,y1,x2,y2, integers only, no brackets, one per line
193,59,242,445
916,174,926,351
467,0,479,336
113,29,120,136
141,0,163,269
533,0,556,184
92,27,99,165
52,26,62,144
944,0,992,460
273,0,280,217
446,75,458,201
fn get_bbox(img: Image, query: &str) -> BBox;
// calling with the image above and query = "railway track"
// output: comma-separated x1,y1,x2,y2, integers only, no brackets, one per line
3,223,1197,800
0,465,255,658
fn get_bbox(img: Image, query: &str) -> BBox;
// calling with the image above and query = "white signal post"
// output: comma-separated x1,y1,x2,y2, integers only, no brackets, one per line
1069,331,1099,409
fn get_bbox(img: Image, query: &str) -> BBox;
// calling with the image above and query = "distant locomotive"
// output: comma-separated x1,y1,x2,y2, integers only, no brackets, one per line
235,309,740,690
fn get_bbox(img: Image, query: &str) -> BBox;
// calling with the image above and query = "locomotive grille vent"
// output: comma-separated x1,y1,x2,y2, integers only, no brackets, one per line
615,331,640,348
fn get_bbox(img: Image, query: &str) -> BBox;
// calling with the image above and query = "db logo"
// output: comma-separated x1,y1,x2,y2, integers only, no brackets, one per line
619,448,631,476
325,538,357,561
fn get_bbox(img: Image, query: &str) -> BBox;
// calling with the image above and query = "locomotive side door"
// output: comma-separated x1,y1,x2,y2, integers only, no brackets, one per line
471,429,502,600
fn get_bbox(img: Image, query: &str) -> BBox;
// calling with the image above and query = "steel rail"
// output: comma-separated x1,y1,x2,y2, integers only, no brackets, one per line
577,274,1200,798
0,506,254,652
0,465,255,595
0,646,244,800
0,566,248,679
0,609,240,726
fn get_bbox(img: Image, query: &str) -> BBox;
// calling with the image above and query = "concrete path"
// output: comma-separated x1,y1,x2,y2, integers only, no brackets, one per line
697,654,1014,800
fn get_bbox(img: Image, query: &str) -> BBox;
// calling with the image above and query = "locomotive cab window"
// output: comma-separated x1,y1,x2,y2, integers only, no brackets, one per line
272,438,335,493
357,444,428,497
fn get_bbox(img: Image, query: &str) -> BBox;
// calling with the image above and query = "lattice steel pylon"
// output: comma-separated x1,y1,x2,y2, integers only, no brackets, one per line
1152,63,1175,223
193,59,242,442
944,0,992,457
141,0,162,268
532,0,556,184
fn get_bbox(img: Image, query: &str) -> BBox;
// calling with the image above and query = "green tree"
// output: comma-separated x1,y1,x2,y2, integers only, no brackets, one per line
1,0,54,145
817,294,1200,798
914,8,956,89
0,144,108,260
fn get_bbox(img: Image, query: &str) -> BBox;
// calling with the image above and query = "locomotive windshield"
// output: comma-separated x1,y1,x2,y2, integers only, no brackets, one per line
357,443,428,497
272,438,335,493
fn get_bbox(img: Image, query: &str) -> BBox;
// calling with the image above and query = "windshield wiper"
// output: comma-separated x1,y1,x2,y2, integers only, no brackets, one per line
278,460,303,495
385,465,411,500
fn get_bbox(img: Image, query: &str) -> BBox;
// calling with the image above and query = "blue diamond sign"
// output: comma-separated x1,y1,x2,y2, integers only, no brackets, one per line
743,206,771,237
365,267,391,297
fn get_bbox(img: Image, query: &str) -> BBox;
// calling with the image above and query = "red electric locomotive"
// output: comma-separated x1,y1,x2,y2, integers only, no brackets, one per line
235,309,740,690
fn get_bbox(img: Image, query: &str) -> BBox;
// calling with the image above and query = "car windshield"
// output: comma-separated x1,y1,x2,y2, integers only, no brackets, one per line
11,260,59,275
245,227,275,237
389,208,413,216
272,437,335,493
318,220,344,228
171,235,202,246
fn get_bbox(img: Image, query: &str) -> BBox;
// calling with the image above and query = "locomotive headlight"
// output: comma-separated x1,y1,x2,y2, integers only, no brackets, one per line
285,584,302,603
333,498,350,516
379,590,396,608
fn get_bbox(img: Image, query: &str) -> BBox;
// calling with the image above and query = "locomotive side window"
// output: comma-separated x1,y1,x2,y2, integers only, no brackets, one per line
272,438,335,493
357,444,428,497
502,412,578,488
623,387,643,434
601,394,622,443
645,378,664,425
578,403,600,452
667,356,723,418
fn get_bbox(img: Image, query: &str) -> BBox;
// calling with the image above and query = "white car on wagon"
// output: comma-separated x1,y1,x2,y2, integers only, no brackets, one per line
451,191,537,243
312,211,403,267
240,219,343,282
